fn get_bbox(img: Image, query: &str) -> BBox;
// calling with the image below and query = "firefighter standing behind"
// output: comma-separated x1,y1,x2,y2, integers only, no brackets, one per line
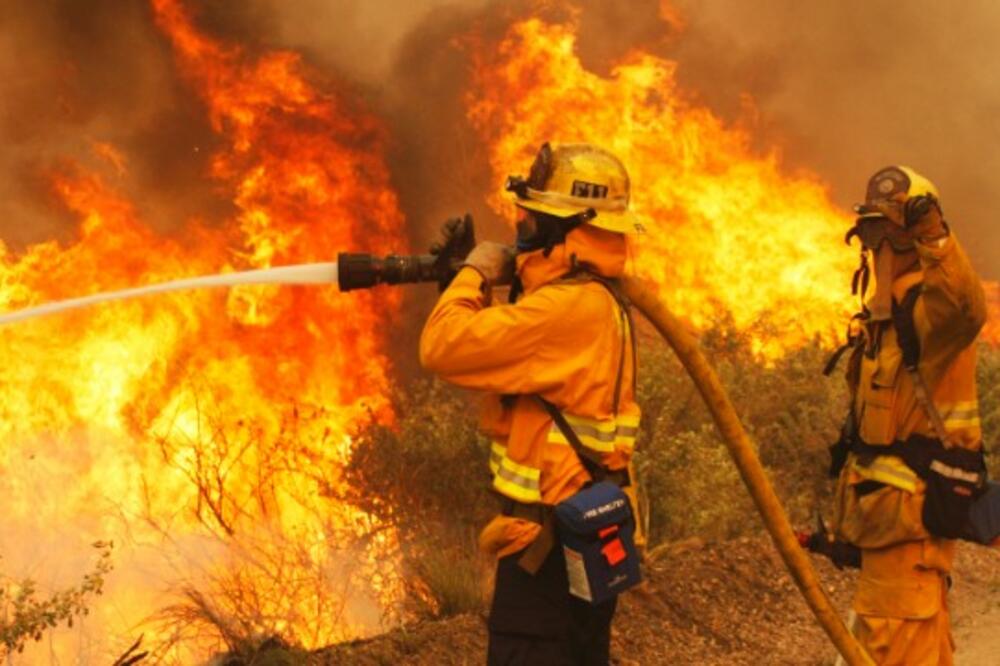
420,143,643,665
829,166,988,664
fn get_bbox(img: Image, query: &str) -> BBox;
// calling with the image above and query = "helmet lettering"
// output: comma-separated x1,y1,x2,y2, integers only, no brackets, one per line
571,180,609,199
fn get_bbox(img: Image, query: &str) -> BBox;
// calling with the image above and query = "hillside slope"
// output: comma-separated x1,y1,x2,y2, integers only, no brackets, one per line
315,537,1000,665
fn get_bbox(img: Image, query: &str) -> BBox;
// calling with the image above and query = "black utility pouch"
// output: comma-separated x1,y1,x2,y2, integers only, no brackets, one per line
920,449,986,539
967,481,1000,544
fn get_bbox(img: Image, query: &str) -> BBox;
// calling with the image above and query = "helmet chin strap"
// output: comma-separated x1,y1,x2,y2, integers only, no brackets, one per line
515,208,596,257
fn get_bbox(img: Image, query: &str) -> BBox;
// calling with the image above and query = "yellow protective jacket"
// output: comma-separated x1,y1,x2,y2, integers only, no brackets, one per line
833,232,987,620
420,226,640,558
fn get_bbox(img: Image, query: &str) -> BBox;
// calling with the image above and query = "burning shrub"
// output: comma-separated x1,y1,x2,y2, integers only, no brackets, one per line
347,380,494,618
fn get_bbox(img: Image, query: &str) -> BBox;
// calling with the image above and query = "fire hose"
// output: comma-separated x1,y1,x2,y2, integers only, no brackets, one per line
0,251,873,665
619,277,872,666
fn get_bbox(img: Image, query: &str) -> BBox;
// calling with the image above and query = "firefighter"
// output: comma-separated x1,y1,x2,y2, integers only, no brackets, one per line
828,166,988,664
420,143,643,665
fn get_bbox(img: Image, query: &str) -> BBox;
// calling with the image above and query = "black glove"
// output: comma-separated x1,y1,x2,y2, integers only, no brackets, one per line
903,193,938,227
903,193,948,240
797,513,861,570
429,214,476,291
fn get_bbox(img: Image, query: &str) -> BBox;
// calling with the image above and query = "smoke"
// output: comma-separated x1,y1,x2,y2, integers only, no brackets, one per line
662,0,1000,277
248,0,671,247
257,0,999,277
0,0,995,277
0,2,239,249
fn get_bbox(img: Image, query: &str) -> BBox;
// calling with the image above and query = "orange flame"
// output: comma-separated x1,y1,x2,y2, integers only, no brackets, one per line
3,4,997,662
1,0,406,660
466,18,865,358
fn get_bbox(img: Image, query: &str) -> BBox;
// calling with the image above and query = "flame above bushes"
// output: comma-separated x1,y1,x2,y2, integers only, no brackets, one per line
466,18,1000,352
467,18,862,358
0,0,406,660
1,3,997,663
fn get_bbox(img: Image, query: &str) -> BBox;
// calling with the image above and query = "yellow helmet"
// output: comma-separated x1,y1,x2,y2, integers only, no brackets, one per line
855,165,940,222
505,143,642,234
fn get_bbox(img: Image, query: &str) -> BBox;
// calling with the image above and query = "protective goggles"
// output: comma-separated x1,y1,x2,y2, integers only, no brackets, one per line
844,216,915,252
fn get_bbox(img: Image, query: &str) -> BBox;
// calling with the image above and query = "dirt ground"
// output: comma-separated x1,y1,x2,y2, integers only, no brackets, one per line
315,537,1000,665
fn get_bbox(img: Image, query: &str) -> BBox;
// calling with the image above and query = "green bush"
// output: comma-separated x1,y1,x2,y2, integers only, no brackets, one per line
0,541,113,657
347,380,494,618
346,328,1000,616
979,344,1000,477
633,329,844,544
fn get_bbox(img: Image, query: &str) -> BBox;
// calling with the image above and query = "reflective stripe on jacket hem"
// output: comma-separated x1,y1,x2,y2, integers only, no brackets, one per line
853,455,919,494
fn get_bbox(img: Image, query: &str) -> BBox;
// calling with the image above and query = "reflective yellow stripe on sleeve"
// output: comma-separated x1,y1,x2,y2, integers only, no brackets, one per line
489,442,542,503
547,413,640,453
938,401,982,430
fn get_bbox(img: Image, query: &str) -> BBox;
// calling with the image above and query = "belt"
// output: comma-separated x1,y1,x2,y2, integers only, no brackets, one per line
500,498,550,526
497,500,556,575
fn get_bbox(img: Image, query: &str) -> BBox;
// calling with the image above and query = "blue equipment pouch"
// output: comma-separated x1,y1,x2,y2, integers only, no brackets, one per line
554,481,641,604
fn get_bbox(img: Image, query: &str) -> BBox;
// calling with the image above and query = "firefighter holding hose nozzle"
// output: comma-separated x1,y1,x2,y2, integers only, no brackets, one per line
419,143,645,665
816,166,990,664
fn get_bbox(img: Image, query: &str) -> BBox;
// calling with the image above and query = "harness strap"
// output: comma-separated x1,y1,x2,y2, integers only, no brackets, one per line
536,395,609,482
828,284,956,447
891,284,954,448
822,312,868,377
514,397,633,574
500,497,549,525
589,275,639,413
501,494,556,573
516,510,557,574
823,342,855,377
504,268,637,574
908,369,952,448
558,267,638,410
850,434,985,484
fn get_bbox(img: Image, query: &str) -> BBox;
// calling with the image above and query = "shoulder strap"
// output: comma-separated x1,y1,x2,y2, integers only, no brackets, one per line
552,267,638,412
582,273,637,411
534,395,607,482
529,267,635,482
892,285,922,368
891,284,952,447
